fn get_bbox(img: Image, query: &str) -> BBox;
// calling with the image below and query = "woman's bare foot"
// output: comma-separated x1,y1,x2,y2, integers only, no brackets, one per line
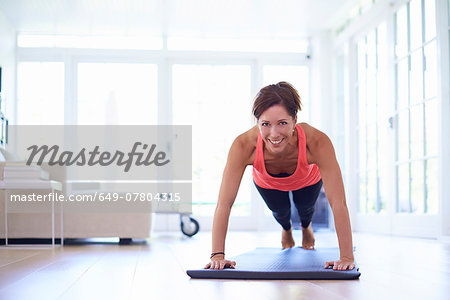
281,228,295,249
301,224,315,250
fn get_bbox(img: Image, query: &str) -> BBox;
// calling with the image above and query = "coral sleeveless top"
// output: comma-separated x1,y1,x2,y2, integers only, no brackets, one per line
252,123,321,191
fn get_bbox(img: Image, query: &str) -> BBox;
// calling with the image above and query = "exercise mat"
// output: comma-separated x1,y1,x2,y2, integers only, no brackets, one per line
187,247,361,280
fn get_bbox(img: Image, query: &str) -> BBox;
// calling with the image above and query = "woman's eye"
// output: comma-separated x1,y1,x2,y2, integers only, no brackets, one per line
262,123,269,126
280,122,287,125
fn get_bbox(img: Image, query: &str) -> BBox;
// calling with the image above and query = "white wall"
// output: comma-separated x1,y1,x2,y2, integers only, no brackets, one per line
436,0,450,238
0,10,16,124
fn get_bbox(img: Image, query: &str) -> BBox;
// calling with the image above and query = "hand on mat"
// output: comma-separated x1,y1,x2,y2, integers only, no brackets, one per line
324,259,355,271
204,256,236,270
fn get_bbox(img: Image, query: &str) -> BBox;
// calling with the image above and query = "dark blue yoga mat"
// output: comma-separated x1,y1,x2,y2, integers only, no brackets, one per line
187,247,361,280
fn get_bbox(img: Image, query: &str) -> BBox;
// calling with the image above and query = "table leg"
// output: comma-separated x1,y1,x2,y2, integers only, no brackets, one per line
4,190,7,246
60,191,63,246
51,188,54,247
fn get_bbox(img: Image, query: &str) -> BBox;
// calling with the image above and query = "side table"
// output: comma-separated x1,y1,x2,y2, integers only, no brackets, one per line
0,180,63,248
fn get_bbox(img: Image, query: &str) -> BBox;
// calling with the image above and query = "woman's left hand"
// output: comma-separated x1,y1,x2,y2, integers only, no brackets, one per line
324,259,355,271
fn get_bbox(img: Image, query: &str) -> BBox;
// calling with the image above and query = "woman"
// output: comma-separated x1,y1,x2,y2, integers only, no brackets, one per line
204,82,355,271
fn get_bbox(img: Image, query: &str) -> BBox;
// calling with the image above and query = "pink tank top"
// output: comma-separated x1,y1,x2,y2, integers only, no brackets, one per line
252,123,321,191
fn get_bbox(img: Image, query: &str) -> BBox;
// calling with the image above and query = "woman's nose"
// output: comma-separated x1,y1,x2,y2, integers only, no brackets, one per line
270,126,281,137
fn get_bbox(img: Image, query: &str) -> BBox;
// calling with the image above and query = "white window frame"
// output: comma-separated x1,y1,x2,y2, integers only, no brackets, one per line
335,0,449,239
15,43,310,232
351,11,397,236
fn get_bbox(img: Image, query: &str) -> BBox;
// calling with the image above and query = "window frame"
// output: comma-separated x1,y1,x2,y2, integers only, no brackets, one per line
345,0,448,238
15,44,311,231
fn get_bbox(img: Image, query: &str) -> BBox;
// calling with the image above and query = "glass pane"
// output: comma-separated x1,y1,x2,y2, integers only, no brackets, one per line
367,170,377,213
410,49,424,105
377,22,387,103
17,62,64,125
359,171,367,213
426,158,438,214
396,6,408,58
410,0,423,51
377,109,388,214
424,40,437,99
359,127,367,171
357,40,367,85
398,163,410,212
410,104,424,159
377,22,387,66
172,65,252,216
366,30,376,73
367,124,377,170
397,110,409,162
397,58,409,109
366,80,376,126
425,99,439,156
366,31,377,126
411,160,425,213
263,66,310,122
357,40,367,129
358,81,367,127
424,0,436,41
378,168,387,213
77,63,157,125
264,204,272,216
335,55,346,170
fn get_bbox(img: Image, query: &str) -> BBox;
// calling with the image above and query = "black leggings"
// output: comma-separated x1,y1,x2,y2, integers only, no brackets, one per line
254,177,323,230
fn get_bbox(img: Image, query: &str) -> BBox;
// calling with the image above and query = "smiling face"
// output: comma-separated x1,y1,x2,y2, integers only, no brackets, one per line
258,104,297,154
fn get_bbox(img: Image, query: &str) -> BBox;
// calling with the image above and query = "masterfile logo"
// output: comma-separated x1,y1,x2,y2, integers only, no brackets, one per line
7,125,192,180
26,142,170,172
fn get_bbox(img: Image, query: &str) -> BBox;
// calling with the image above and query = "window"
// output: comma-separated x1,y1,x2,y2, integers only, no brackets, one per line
17,62,64,125
335,54,347,180
172,64,252,216
356,22,388,214
16,32,311,227
77,63,158,125
394,0,438,214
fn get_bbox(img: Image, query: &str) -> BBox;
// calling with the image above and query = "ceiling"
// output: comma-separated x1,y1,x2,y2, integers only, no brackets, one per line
0,0,359,39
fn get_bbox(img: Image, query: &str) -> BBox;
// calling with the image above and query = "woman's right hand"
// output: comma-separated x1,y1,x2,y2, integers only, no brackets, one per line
204,255,236,269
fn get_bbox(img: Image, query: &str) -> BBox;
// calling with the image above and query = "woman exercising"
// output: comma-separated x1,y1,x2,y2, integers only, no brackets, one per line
204,82,355,271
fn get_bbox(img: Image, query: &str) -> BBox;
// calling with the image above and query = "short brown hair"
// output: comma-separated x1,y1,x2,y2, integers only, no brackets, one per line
252,81,302,121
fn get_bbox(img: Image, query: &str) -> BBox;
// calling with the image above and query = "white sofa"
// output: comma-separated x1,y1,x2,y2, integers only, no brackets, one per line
0,161,152,242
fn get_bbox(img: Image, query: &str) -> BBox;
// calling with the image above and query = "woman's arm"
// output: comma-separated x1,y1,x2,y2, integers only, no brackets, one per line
206,136,250,269
306,125,355,270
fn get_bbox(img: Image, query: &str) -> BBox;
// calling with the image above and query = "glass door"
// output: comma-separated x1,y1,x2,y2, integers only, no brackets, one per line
391,0,439,237
354,0,440,238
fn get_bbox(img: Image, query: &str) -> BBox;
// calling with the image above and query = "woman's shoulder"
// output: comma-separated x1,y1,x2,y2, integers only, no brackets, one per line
298,122,326,148
234,125,258,144
298,122,333,162
232,125,258,165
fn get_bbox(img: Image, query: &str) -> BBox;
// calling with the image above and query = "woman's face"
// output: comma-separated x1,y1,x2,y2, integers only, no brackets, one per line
258,104,297,153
